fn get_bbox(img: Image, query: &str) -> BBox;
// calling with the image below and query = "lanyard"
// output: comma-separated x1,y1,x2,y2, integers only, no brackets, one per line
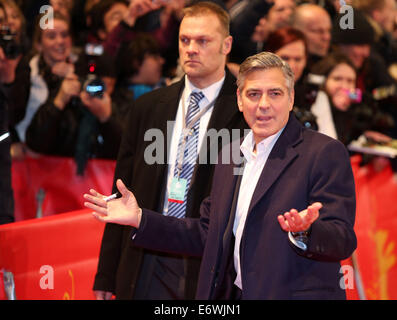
175,92,216,178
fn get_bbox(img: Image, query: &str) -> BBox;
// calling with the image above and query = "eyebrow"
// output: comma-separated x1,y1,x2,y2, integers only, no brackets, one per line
268,87,284,93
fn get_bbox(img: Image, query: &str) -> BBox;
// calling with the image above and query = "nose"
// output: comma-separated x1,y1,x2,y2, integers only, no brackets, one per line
258,94,270,110
186,41,199,55
55,34,64,45
322,30,331,42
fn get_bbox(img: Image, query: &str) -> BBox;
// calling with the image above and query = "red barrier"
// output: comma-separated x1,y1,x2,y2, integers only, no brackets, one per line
12,155,116,221
0,209,104,300
3,155,397,299
345,156,397,300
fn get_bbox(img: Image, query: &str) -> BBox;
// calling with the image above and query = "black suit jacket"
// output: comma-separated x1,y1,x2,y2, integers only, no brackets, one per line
133,114,357,299
93,70,248,298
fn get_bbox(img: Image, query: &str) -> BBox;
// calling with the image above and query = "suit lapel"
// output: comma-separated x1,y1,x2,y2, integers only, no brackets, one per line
248,114,303,214
205,70,239,132
150,79,185,209
222,162,244,251
192,70,241,184
153,79,184,136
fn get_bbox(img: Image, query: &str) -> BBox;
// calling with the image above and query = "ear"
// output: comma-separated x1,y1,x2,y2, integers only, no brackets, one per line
222,35,233,55
237,88,243,112
289,88,295,111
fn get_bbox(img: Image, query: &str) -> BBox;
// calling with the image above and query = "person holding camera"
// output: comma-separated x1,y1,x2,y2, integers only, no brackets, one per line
310,52,394,147
0,43,18,224
0,0,31,160
0,0,30,224
23,12,123,175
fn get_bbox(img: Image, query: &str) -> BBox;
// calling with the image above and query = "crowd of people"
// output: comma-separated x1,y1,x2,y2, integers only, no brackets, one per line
0,0,396,300
1,0,396,162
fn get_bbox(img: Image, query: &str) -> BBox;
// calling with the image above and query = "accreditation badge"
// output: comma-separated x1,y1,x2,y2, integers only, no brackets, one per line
168,177,188,203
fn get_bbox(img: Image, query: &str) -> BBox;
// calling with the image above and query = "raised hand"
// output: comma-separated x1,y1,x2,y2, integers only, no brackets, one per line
123,0,168,26
84,179,142,228
277,202,322,233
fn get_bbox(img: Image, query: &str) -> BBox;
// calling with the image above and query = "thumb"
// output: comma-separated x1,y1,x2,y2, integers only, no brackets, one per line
309,202,323,211
116,179,130,197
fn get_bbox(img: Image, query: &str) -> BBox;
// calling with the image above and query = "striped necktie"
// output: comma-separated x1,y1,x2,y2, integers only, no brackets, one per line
166,91,204,218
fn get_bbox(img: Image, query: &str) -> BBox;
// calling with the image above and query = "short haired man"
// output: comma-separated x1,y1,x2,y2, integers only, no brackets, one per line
91,1,247,300
293,4,332,67
86,52,357,299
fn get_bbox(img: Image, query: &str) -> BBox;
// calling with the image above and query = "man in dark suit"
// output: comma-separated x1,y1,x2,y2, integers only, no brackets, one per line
86,51,356,299
91,2,248,300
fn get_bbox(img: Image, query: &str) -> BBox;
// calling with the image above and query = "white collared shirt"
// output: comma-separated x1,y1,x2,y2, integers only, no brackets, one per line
162,74,226,215
233,128,284,290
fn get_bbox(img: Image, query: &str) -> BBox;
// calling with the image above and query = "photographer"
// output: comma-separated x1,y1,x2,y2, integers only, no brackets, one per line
0,48,15,224
0,0,31,160
310,52,394,146
0,0,29,224
0,45,18,224
24,12,123,175
0,4,19,224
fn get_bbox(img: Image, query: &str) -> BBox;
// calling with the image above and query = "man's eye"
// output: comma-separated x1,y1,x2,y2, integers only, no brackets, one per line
197,39,208,45
269,91,282,97
247,92,260,98
180,37,189,44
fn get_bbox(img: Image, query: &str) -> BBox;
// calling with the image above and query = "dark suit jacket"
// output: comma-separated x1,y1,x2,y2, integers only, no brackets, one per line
93,70,248,299
133,113,357,299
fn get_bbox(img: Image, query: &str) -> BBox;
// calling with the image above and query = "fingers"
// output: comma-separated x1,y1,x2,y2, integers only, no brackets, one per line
84,188,110,219
277,214,289,232
84,190,107,208
89,188,105,198
277,202,322,233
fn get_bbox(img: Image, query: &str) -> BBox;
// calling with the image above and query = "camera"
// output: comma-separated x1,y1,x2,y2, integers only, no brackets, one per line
84,74,106,98
83,43,106,98
343,88,362,103
0,26,21,59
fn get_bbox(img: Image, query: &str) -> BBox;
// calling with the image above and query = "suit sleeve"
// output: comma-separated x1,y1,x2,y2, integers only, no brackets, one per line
132,196,211,257
302,138,357,262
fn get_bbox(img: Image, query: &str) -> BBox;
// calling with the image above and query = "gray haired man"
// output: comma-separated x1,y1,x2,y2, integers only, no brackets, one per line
85,52,357,299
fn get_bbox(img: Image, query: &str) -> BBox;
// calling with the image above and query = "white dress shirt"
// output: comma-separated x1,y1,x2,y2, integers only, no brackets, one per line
162,74,226,215
233,128,284,290
311,90,338,140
